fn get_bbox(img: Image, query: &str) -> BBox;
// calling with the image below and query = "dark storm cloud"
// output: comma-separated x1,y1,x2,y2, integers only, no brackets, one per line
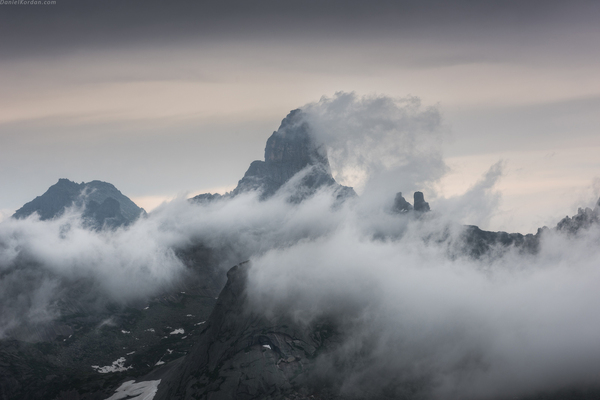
2,0,598,60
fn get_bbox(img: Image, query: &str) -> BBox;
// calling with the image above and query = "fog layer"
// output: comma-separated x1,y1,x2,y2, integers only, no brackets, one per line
1,94,599,398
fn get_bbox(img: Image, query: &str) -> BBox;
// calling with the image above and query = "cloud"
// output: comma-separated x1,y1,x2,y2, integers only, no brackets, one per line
302,92,447,200
245,199,600,399
0,206,187,338
1,94,599,399
435,160,504,228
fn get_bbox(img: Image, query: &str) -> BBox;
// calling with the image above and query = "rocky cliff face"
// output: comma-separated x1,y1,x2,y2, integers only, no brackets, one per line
391,191,431,214
556,200,600,234
156,249,600,400
413,191,430,212
0,243,223,400
13,179,145,229
192,109,355,203
156,263,345,400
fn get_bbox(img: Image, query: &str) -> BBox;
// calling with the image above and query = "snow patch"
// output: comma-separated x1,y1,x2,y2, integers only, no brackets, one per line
262,344,272,350
194,321,206,326
105,379,161,400
169,328,184,335
154,360,165,366
92,357,132,373
121,330,130,334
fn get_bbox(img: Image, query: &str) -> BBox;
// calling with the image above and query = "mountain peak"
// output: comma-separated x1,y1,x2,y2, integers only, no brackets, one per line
13,179,144,228
226,109,354,200
263,109,329,169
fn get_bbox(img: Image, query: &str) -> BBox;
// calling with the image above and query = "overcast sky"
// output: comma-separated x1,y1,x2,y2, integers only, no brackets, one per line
1,0,599,232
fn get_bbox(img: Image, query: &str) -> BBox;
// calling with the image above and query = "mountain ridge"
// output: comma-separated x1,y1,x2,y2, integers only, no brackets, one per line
13,178,145,229
192,109,355,203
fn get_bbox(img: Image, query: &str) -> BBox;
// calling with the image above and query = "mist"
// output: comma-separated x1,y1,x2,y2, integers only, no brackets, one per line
303,92,447,198
1,94,599,398
246,201,600,399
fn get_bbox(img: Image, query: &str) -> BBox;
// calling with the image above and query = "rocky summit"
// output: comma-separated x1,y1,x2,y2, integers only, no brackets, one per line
13,179,145,229
391,191,431,214
193,109,355,202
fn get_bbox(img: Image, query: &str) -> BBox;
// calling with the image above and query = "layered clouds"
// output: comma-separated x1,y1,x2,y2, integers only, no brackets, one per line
0,95,599,397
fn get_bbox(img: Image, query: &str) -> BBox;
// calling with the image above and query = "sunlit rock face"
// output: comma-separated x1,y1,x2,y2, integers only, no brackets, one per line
13,179,145,229
231,109,355,201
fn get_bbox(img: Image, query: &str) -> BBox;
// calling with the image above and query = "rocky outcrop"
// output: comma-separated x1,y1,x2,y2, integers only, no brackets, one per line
156,263,344,400
13,179,145,229
556,200,600,234
233,109,334,198
454,198,600,259
391,191,431,214
413,191,430,212
458,225,539,258
192,109,355,203
190,193,223,204
392,192,413,213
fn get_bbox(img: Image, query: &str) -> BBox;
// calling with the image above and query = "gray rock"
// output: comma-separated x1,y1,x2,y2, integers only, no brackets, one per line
556,202,600,235
189,193,222,204
156,262,344,400
392,192,413,213
13,179,145,229
413,191,430,212
233,109,334,199
191,109,356,203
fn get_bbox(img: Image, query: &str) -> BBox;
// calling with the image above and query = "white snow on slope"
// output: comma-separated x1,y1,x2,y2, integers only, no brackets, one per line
169,328,184,335
105,379,161,400
91,357,132,373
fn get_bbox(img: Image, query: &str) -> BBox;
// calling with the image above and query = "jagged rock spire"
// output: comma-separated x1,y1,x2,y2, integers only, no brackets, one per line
414,191,430,212
231,109,354,200
391,191,430,213
392,192,413,213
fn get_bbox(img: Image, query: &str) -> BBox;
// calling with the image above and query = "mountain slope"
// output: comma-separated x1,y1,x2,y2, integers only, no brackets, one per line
13,179,145,229
192,109,355,202
155,201,600,400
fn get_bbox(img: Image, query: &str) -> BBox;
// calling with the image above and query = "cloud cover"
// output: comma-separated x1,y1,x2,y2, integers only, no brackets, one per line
0,94,599,398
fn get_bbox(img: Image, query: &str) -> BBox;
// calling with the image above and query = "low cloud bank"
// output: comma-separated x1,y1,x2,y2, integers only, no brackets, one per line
246,194,600,399
1,93,598,398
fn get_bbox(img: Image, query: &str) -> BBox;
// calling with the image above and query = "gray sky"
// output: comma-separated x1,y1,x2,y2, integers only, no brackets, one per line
1,0,599,232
